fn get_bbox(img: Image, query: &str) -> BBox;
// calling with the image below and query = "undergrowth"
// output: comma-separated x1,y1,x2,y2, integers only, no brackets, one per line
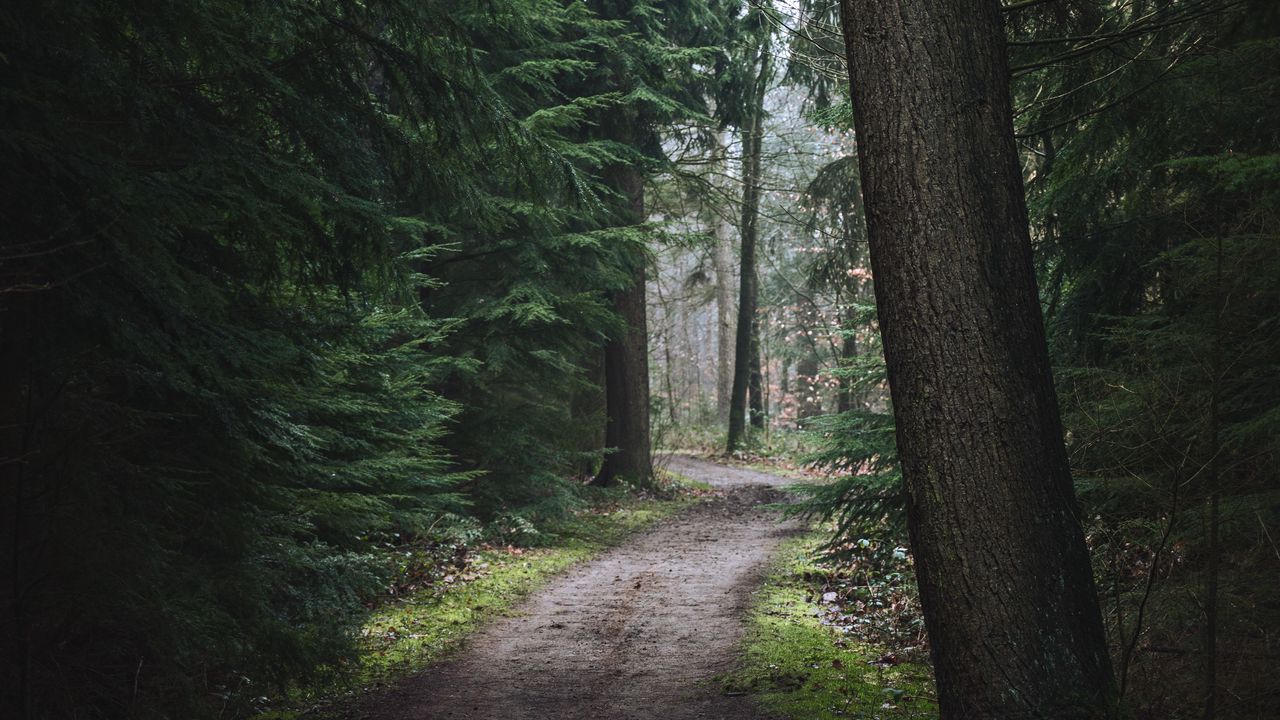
726,530,937,719
261,473,705,718
659,424,826,479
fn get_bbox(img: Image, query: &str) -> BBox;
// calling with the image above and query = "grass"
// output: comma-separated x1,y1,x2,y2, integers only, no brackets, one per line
263,480,703,718
724,530,938,720
658,424,827,482
658,422,810,458
354,506,668,685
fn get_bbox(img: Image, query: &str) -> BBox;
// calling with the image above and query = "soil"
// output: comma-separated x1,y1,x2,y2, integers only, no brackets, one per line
353,455,800,720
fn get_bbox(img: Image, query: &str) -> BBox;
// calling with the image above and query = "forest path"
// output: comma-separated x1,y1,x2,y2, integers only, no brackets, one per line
354,455,799,720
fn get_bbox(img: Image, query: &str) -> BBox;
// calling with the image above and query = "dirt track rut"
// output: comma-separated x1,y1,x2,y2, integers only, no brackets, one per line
356,455,798,720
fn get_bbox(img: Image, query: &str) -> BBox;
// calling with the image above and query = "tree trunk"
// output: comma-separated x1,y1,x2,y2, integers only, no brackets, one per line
713,220,736,423
653,270,678,425
593,162,654,487
725,219,754,449
0,292,38,720
748,307,765,429
727,49,770,451
838,1,1116,717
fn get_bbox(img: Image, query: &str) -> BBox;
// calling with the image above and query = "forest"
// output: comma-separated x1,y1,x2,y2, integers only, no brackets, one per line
1,0,1276,719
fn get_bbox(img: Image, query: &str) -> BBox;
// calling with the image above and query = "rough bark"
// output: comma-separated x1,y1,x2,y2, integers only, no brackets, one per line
593,161,654,487
838,1,1116,717
0,294,32,720
727,50,770,451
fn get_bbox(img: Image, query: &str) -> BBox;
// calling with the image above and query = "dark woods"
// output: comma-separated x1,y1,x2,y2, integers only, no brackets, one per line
0,0,720,715
2,0,1277,718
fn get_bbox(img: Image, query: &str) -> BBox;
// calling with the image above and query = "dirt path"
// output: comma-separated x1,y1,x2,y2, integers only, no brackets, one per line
355,455,799,720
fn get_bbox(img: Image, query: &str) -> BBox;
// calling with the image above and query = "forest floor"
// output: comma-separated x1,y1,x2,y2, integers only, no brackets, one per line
350,455,802,720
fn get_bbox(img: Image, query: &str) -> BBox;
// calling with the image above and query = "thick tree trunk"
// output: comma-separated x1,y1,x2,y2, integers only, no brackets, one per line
593,163,654,487
593,274,653,486
727,50,770,451
838,1,1115,717
0,293,35,720
584,0,656,487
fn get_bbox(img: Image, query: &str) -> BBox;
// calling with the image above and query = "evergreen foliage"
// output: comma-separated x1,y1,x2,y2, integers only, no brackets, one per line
1008,2,1280,714
0,0,713,716
790,356,904,556
782,100,905,555
3,0,1276,716
789,2,1279,711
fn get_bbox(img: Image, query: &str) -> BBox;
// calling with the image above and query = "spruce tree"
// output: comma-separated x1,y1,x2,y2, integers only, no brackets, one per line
0,1,655,715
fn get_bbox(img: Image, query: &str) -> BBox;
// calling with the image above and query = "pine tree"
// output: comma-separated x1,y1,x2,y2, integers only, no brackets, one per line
1010,2,1280,712
0,1,651,715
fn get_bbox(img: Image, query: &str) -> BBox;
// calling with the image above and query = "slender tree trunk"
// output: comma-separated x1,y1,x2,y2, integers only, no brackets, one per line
713,238,735,421
712,136,737,424
727,49,771,451
839,1,1115,717
675,272,702,420
838,204,865,415
748,308,765,429
725,217,754,448
653,272,678,425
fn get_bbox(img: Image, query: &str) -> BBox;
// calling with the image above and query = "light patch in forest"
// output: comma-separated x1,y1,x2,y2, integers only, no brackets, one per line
725,532,938,719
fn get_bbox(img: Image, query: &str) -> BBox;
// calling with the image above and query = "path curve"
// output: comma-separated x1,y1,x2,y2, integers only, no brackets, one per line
355,455,797,720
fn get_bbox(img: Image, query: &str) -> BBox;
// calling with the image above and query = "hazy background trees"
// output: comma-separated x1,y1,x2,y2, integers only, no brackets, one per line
651,0,1278,717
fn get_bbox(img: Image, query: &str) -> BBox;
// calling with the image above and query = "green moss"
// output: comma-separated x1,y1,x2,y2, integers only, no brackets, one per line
352,545,587,685
271,488,700,717
726,532,938,719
